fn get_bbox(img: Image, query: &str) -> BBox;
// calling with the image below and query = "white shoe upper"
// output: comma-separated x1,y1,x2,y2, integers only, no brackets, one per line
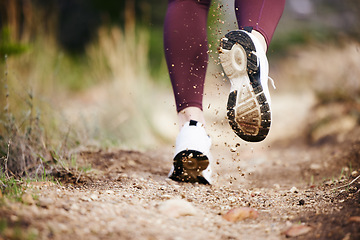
174,120,211,157
243,30,273,106
169,120,213,184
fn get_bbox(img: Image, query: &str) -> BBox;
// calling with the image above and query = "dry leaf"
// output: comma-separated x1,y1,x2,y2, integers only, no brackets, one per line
348,216,360,223
222,207,258,222
283,224,312,238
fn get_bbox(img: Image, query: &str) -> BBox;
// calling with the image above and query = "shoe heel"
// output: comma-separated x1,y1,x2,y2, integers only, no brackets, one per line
170,150,210,184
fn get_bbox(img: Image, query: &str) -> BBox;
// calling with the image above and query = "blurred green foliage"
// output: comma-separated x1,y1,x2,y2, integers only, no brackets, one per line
0,28,28,58
268,27,336,58
0,174,24,202
1,0,359,91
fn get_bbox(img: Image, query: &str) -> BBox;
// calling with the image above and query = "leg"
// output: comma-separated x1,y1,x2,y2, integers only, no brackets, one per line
177,107,205,128
164,0,213,184
235,0,286,50
163,0,211,127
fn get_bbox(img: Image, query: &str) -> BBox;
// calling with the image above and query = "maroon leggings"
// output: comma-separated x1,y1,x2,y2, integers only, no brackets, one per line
164,0,285,113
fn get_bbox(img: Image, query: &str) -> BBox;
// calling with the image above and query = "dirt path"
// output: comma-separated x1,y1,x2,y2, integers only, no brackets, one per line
2,136,359,240
2,46,360,239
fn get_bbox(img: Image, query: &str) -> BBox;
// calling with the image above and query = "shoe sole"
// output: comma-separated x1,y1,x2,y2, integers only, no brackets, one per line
169,150,210,184
219,31,271,142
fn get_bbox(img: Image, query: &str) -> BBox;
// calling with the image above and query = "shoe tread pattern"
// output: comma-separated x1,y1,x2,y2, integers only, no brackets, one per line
169,150,210,184
220,30,271,142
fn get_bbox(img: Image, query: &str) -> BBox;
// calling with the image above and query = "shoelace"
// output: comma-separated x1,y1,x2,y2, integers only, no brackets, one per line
269,76,276,90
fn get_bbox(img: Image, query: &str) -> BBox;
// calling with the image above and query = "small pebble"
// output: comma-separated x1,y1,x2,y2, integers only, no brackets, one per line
230,147,237,152
38,198,54,208
289,187,298,193
22,193,35,205
80,196,92,202
90,194,98,201
351,170,358,177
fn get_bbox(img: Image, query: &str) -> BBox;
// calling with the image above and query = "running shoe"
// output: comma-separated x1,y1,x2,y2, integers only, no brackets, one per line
219,29,274,142
168,120,212,184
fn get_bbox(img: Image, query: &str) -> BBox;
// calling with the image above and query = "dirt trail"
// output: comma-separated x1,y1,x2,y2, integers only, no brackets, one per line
2,50,360,239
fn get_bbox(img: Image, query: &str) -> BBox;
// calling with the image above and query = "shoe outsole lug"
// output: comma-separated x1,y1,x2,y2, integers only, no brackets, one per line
262,120,271,128
219,30,271,142
169,150,210,184
262,112,271,120
260,104,269,112
256,93,267,104
253,85,263,94
258,128,270,136
227,90,237,110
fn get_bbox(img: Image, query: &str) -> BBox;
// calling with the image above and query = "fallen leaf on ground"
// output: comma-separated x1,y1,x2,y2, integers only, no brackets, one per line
283,224,312,237
348,216,360,223
222,207,258,222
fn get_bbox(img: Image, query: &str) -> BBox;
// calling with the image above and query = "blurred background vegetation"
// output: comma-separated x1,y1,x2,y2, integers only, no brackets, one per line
0,0,359,177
